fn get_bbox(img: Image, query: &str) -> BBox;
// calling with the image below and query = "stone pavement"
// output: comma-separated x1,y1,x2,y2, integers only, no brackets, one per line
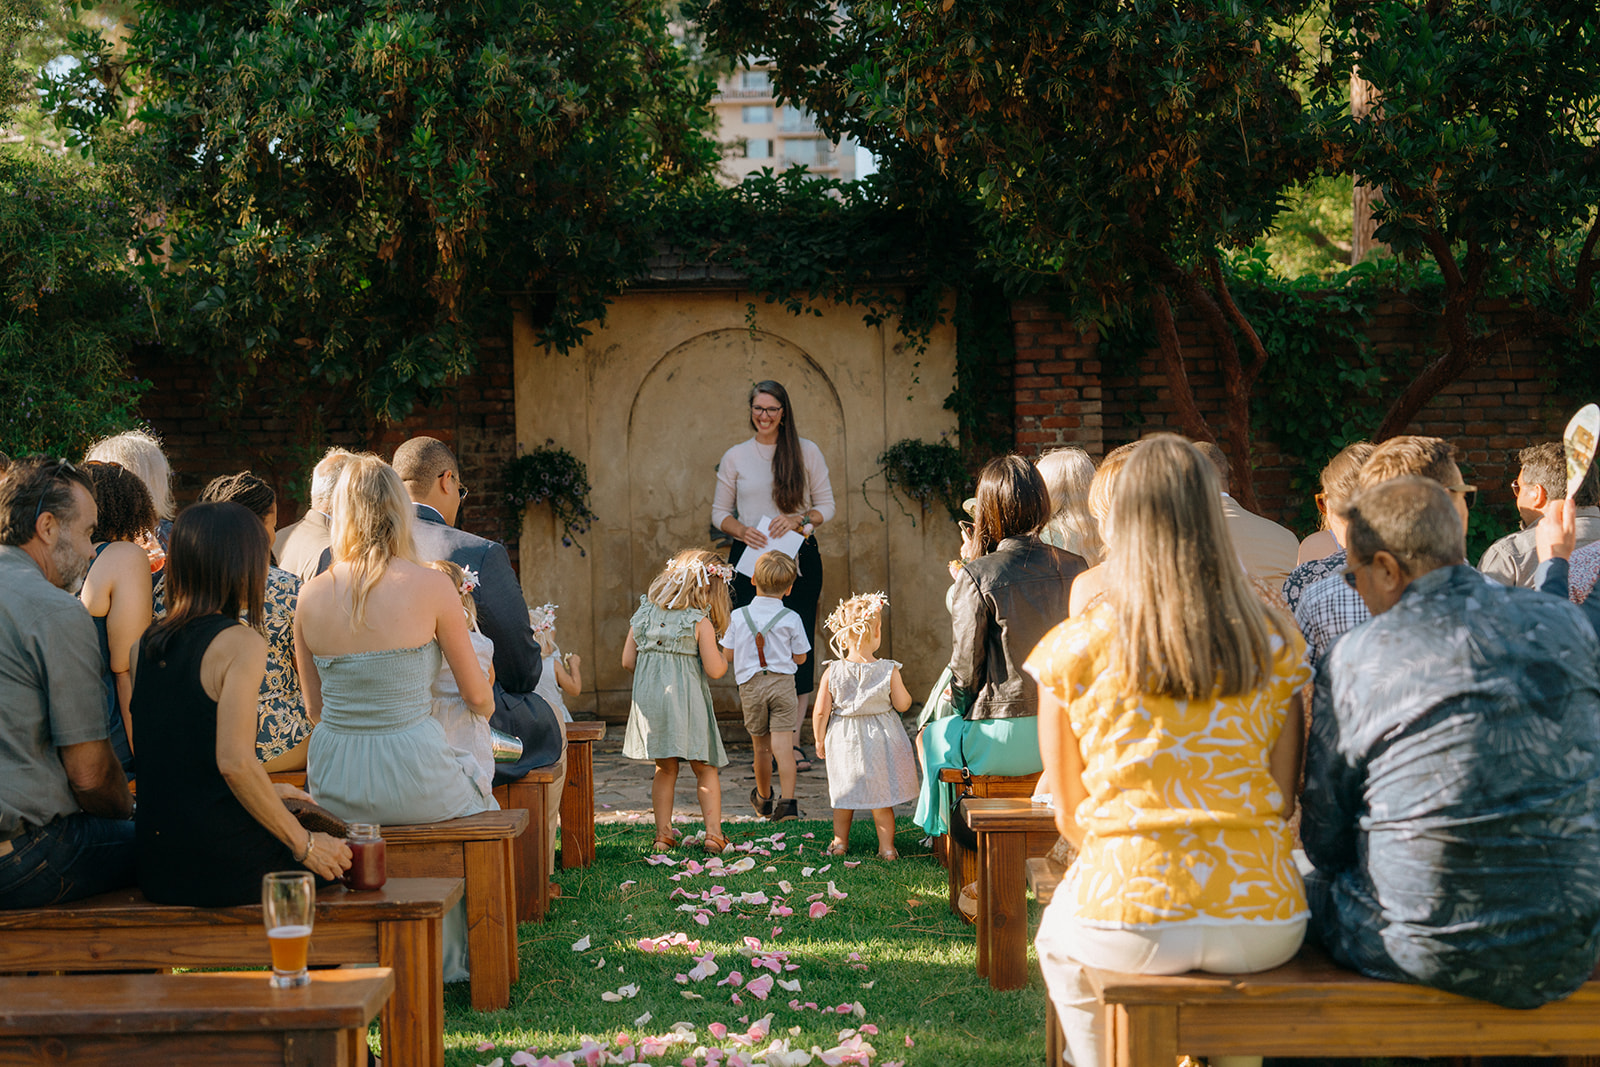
589,732,918,826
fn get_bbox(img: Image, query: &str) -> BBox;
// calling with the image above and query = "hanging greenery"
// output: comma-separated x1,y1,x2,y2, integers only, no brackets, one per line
502,442,599,555
863,437,969,525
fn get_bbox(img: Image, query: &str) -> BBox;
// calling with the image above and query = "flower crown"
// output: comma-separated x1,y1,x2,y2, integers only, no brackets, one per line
662,555,733,590
459,567,480,594
825,591,889,653
528,602,557,635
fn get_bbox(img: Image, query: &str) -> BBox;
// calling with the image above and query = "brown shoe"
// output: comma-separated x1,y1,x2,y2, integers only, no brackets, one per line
703,832,733,855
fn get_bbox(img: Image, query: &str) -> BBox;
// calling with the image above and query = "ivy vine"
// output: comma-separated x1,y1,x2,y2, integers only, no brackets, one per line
502,441,599,555
862,437,970,525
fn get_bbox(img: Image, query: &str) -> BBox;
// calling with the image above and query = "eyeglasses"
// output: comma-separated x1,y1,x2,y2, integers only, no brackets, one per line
32,459,76,527
1443,483,1478,510
446,470,469,501
1511,479,1522,495
751,404,783,416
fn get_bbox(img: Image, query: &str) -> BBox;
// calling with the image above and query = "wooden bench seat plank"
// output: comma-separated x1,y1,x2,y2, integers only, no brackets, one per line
382,810,528,845
0,970,392,1034
0,879,460,1067
0,1029,350,1066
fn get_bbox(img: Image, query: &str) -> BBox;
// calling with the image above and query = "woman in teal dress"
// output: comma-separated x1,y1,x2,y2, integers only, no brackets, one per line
295,454,495,826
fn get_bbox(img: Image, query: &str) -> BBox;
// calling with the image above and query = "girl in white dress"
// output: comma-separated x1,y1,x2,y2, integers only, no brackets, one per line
529,602,582,722
812,592,917,859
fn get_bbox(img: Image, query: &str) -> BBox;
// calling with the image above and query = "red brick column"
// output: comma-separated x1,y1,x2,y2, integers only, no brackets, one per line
1010,299,1104,458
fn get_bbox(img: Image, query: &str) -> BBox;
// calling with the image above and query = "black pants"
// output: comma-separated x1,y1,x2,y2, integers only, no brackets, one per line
729,536,823,695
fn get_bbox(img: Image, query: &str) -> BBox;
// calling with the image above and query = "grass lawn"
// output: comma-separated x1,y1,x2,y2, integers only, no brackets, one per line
443,817,1047,1066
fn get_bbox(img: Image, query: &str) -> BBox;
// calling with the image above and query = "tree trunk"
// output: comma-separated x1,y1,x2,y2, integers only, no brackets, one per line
1148,285,1216,450
1350,69,1387,264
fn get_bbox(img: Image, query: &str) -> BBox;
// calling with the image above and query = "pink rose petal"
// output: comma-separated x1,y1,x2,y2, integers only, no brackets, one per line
906,1035,916,1047
808,901,829,919
477,1041,496,1052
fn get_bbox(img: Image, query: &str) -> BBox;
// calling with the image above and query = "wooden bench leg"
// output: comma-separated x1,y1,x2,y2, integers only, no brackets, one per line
503,781,552,923
1045,995,1062,1067
378,914,445,1067
561,741,596,869
984,829,1028,991
1107,1003,1177,1067
463,839,514,1011
949,835,977,923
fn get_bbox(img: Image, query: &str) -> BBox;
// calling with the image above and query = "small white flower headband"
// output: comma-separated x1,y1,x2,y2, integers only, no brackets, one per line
528,602,558,635
662,555,734,589
459,567,480,594
825,591,889,654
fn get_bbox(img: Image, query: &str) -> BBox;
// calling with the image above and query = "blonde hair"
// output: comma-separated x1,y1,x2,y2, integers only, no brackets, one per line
85,429,174,520
824,592,888,658
428,559,479,629
1087,442,1140,547
1106,435,1288,699
1318,441,1375,527
647,548,732,637
1036,447,1102,563
751,550,799,595
329,454,418,630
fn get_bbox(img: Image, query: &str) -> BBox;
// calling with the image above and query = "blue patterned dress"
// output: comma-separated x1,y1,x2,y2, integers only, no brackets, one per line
1303,564,1600,1008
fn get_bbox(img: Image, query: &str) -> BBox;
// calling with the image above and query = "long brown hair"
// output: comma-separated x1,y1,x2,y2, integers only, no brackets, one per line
1105,435,1286,699
971,455,1051,556
143,502,267,659
750,380,806,515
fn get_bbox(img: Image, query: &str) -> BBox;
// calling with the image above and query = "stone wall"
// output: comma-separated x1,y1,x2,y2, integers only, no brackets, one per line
1010,296,1573,537
127,336,521,565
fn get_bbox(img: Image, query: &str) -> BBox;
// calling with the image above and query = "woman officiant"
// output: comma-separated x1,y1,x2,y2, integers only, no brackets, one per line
711,380,836,727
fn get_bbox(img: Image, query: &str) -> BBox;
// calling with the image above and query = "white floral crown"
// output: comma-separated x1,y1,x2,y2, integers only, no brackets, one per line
459,567,480,594
528,602,558,634
825,591,889,652
662,555,733,590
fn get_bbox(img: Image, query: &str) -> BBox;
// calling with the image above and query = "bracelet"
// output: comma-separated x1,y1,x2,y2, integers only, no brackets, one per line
296,832,314,864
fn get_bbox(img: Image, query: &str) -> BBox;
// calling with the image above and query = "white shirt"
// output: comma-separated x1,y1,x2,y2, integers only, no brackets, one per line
720,596,810,685
711,437,836,530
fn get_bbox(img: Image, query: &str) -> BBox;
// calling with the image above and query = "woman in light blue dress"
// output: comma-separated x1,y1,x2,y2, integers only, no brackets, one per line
294,454,496,826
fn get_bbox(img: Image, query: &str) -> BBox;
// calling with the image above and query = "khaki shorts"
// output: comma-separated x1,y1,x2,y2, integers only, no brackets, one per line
739,671,800,736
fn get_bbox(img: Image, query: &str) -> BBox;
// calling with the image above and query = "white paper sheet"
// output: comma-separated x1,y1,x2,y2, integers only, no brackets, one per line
733,515,806,579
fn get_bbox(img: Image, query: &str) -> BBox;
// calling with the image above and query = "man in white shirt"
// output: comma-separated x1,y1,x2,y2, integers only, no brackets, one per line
1193,441,1300,589
275,447,354,581
721,551,810,822
1478,441,1600,588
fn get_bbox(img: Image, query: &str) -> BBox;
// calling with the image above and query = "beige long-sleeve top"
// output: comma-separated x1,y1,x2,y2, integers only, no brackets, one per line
711,437,836,530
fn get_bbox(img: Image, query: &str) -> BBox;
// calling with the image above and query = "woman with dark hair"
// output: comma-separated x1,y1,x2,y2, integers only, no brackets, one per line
198,472,311,770
131,502,350,906
712,380,836,782
913,455,1086,854
79,461,157,774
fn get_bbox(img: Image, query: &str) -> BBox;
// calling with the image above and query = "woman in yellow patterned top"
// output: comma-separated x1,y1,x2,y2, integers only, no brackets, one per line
1025,435,1310,1067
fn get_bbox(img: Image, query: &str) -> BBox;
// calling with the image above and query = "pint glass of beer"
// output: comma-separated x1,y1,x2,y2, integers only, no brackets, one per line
262,871,315,988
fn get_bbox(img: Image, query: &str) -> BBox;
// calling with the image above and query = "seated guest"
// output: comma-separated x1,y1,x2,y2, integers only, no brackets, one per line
276,447,354,582
80,461,157,774
0,457,135,908
1194,440,1300,589
915,455,1085,844
133,502,350,906
1294,435,1472,670
1028,436,1310,1067
1035,447,1102,562
1303,476,1600,1008
1533,499,1600,635
84,429,175,559
1066,443,1139,616
1479,441,1600,588
295,454,496,826
198,472,311,772
1282,441,1374,612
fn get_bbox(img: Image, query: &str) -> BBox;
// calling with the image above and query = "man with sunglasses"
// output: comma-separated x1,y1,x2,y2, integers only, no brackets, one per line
1478,442,1600,589
1301,475,1600,1008
0,457,136,909
1293,435,1476,671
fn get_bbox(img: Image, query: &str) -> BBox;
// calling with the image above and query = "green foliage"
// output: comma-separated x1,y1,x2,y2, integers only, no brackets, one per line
47,0,721,426
865,436,968,525
1259,175,1360,280
501,442,598,554
0,0,46,114
0,148,150,458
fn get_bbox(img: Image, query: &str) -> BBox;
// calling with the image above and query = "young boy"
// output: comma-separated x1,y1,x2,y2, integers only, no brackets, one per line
721,551,810,821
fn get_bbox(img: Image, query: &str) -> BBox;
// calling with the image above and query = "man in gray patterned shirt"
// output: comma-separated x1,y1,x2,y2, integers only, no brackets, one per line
1303,476,1600,1008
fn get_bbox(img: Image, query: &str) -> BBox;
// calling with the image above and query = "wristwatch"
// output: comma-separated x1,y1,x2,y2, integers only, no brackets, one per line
802,520,815,538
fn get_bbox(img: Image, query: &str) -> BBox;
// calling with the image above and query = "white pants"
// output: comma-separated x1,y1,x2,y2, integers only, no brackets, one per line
1035,893,1306,1067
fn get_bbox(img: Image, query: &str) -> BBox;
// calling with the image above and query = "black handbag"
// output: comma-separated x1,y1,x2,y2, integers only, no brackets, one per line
489,688,565,785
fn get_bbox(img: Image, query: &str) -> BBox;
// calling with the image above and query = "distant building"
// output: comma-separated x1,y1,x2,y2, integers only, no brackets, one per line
712,64,857,184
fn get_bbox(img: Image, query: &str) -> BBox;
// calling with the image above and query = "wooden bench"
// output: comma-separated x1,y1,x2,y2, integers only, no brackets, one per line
493,763,562,922
937,768,1039,915
1080,945,1600,1067
561,720,606,869
0,969,392,1066
0,878,461,1067
960,797,1061,990
384,810,526,1011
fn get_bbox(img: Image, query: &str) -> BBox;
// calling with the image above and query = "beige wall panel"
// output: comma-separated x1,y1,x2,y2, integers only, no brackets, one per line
515,291,957,727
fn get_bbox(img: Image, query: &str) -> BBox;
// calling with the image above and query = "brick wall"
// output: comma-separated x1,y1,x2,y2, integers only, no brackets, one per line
127,336,522,569
1011,296,1575,536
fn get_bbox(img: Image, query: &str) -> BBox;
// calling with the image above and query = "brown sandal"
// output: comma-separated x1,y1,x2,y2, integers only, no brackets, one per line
651,827,682,852
703,832,733,855
823,840,848,857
